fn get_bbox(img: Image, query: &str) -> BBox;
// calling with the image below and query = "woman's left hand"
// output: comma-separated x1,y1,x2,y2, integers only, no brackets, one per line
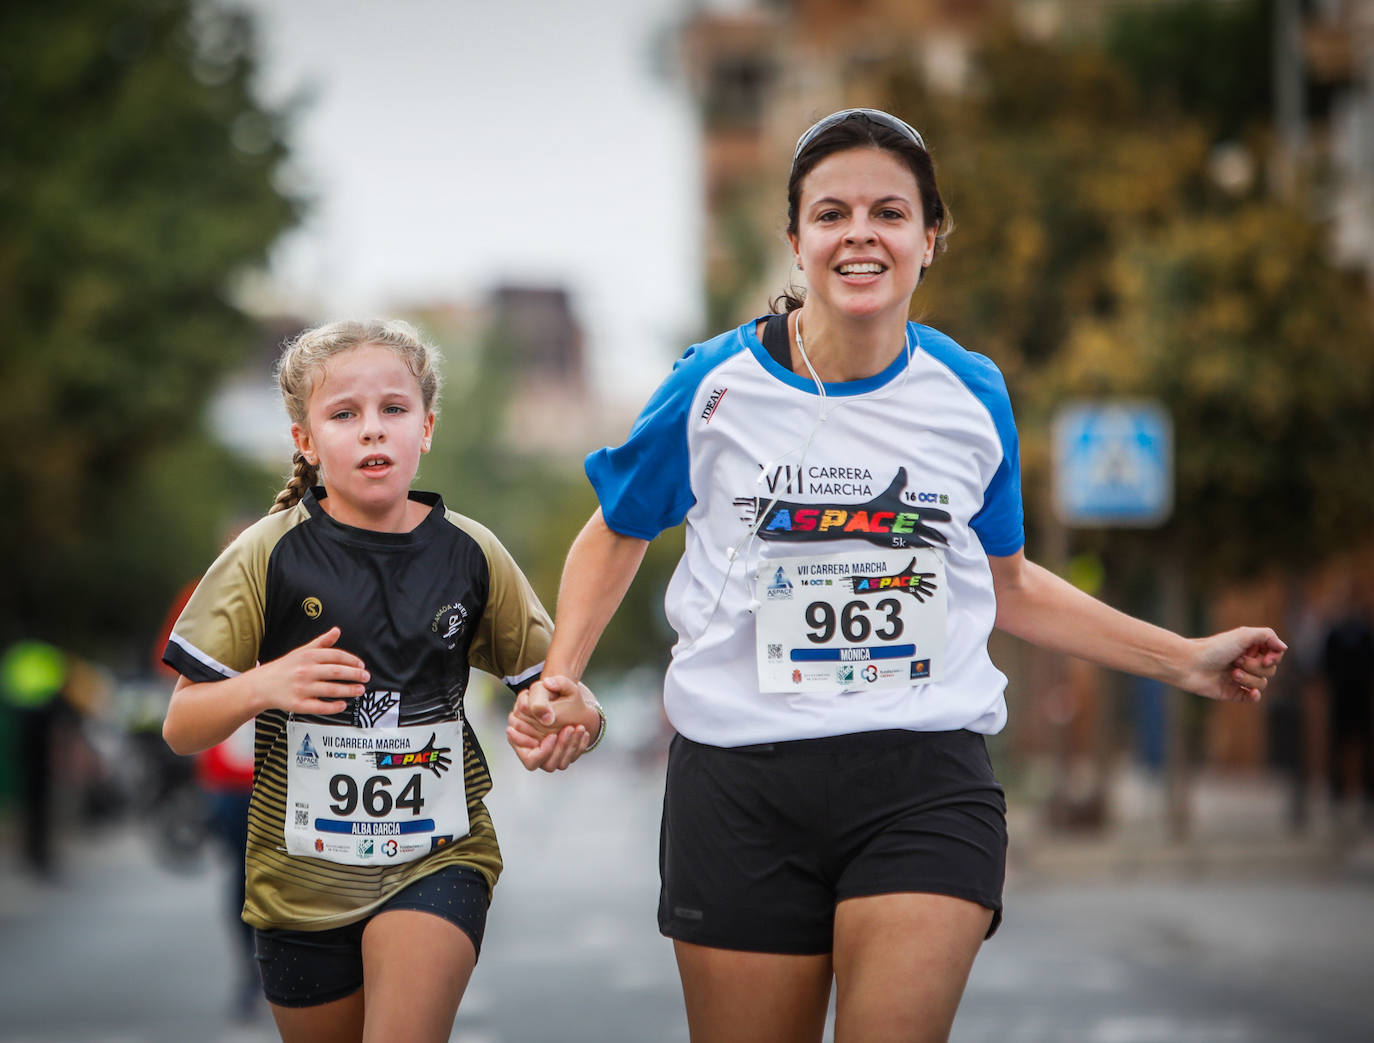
506,675,601,772
1179,627,1287,703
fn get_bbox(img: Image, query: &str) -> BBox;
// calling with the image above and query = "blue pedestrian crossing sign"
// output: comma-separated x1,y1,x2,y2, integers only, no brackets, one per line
1052,400,1173,527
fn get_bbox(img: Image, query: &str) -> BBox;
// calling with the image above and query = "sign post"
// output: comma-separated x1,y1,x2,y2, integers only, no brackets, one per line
1051,400,1187,836
1052,400,1173,528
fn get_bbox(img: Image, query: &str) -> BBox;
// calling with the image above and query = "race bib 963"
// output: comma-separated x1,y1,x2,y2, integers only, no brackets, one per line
754,549,947,693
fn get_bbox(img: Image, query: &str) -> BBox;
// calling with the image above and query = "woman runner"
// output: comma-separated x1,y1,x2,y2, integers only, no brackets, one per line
508,110,1284,1043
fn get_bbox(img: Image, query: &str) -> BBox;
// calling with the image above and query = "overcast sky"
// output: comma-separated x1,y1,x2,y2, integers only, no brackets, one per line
239,0,705,403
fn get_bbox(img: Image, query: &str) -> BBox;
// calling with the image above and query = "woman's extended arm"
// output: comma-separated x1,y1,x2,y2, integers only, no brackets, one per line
988,550,1285,702
506,509,650,770
540,509,650,680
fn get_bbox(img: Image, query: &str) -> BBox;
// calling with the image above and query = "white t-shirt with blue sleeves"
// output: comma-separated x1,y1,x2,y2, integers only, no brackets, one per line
586,316,1024,747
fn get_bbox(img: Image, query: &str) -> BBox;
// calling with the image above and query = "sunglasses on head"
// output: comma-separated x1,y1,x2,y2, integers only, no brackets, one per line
792,108,927,164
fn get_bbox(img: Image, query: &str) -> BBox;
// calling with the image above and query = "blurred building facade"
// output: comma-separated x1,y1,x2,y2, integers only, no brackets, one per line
681,0,1374,320
212,285,620,472
680,0,1013,327
1291,0,1374,284
486,285,612,455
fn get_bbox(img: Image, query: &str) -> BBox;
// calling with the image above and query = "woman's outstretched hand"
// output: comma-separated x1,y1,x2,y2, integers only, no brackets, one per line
506,674,602,772
1179,627,1286,703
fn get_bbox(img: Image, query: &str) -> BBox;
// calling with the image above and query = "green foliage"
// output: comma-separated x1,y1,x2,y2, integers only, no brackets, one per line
420,320,682,677
0,2,301,655
1047,206,1374,575
1104,0,1273,140
877,15,1374,582
64,435,280,669
707,181,780,331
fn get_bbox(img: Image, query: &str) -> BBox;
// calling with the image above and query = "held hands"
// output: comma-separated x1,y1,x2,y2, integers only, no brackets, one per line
252,626,369,716
506,675,603,772
1180,627,1286,703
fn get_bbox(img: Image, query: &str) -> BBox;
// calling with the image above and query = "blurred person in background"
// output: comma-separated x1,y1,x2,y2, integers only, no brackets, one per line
508,109,1286,1043
161,319,595,1043
0,640,110,878
153,563,260,1020
1,639,69,878
1321,583,1374,828
1269,589,1324,832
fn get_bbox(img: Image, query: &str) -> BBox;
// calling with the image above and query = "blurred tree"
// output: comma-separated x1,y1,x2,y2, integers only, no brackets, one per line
423,320,682,680
706,181,777,333
0,2,300,658
871,3,1373,831
884,10,1374,583
1104,0,1273,141
1045,202,1374,579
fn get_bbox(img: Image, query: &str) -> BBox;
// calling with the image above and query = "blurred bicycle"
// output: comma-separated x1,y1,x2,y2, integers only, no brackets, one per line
90,677,209,871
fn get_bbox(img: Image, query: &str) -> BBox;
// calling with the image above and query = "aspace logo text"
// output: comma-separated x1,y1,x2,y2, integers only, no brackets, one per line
847,558,939,601
755,469,951,550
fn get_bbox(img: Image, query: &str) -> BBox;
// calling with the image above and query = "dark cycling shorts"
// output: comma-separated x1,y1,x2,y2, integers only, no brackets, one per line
254,864,490,1007
658,729,1007,955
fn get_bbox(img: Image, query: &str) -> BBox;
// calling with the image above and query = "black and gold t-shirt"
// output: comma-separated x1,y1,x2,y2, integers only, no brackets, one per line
162,488,552,931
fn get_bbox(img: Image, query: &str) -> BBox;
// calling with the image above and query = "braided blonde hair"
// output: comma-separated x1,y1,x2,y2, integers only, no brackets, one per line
269,319,444,514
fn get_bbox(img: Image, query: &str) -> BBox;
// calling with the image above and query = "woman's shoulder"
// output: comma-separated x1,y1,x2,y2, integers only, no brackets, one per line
909,321,1008,388
635,318,762,410
674,319,758,371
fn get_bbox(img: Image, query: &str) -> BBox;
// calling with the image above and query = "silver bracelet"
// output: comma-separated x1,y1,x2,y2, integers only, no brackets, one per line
585,701,607,753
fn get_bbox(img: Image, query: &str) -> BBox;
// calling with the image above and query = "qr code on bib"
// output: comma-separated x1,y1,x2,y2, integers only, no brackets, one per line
295,809,309,827
767,643,783,660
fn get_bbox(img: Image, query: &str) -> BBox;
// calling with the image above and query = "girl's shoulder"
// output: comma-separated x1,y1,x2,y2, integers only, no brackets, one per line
242,502,313,542
437,508,520,571
206,503,312,576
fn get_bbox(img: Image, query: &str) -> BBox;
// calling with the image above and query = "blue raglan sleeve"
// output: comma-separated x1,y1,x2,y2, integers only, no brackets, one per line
964,352,1025,557
585,344,710,541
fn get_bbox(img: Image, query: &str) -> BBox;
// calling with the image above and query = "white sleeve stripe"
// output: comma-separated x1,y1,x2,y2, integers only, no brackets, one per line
167,632,243,678
504,662,545,689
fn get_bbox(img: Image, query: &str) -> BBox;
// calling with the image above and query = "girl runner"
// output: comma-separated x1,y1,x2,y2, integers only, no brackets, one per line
163,318,594,1042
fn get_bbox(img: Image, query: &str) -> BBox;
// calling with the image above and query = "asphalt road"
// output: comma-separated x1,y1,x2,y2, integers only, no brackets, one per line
1,733,1371,1043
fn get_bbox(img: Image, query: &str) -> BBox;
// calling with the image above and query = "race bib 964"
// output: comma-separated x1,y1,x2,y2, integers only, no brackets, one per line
284,719,468,866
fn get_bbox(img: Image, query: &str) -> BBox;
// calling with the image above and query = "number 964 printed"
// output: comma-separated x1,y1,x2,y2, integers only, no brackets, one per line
284,719,469,865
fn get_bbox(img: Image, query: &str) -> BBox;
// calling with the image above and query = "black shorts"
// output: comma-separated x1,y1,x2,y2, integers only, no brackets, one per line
658,729,1007,955
254,864,490,1008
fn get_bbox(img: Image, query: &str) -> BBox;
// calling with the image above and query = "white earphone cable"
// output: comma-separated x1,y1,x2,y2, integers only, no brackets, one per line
692,312,921,640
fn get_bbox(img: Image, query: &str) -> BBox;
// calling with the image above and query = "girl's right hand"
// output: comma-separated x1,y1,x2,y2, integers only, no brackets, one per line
254,626,369,715
506,675,599,771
